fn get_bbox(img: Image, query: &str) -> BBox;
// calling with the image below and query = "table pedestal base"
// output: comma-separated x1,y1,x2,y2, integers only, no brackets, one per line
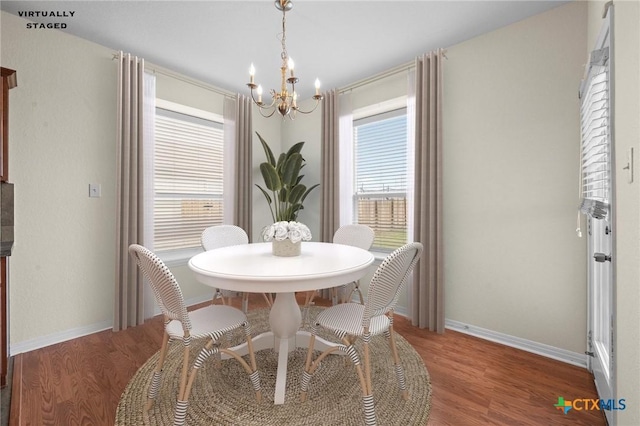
221,292,342,405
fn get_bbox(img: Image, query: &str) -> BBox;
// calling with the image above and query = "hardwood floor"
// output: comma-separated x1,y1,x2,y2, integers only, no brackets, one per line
8,295,605,425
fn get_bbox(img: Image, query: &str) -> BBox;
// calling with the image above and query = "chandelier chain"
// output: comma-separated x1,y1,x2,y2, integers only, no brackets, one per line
281,9,288,62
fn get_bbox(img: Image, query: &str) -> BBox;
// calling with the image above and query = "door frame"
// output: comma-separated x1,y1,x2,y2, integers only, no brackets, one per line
584,4,615,425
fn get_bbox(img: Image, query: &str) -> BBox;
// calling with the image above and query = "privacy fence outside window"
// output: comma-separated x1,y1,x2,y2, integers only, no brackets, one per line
353,108,408,251
154,108,224,251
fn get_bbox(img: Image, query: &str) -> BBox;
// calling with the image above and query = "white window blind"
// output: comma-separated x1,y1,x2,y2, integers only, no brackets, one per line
580,63,610,219
154,108,224,251
353,109,408,251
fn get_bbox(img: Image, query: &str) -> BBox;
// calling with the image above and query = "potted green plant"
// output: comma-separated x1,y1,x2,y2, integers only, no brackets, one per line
255,132,319,223
255,132,319,256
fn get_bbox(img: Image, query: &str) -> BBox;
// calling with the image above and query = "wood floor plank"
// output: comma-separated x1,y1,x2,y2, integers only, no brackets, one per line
9,295,606,425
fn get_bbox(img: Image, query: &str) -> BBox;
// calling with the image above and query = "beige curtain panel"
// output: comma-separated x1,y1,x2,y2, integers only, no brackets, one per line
114,52,147,331
233,94,253,238
320,89,341,243
412,49,445,333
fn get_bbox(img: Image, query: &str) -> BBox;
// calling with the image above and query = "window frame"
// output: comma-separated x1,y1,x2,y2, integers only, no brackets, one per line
351,97,409,254
153,99,226,264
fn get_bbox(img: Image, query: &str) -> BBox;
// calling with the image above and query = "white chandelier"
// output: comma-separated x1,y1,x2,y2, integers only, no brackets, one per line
247,0,323,119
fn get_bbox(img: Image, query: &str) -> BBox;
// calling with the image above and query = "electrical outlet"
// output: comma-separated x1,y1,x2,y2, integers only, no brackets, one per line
89,183,101,198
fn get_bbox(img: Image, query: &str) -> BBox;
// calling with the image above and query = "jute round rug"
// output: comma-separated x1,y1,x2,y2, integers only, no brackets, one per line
116,307,431,425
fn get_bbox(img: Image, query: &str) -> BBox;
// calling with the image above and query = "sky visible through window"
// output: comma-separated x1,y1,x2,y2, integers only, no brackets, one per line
355,113,407,194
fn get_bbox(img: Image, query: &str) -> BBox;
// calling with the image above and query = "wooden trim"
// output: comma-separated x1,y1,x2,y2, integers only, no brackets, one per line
1,67,17,182
1,257,6,387
8,354,22,426
0,68,16,89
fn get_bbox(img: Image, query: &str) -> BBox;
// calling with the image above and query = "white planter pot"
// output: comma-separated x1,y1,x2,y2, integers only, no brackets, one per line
272,239,301,257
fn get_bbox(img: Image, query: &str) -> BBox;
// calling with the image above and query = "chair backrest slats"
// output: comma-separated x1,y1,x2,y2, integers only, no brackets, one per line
363,242,423,327
201,225,249,251
129,244,191,331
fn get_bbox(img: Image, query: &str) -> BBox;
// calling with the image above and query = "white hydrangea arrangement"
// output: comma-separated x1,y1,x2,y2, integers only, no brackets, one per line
262,221,312,243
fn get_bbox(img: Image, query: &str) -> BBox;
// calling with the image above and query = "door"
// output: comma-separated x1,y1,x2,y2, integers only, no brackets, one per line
583,5,614,425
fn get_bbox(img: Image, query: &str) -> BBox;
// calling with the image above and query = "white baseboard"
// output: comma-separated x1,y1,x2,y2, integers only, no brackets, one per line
9,294,214,356
445,318,588,368
9,320,112,356
11,297,585,372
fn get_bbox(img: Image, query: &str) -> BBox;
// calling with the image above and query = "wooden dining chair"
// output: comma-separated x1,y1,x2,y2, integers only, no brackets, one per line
299,242,423,426
201,225,273,312
129,244,262,426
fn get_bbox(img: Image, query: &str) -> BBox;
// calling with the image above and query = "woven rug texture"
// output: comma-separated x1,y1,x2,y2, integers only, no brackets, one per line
116,307,431,425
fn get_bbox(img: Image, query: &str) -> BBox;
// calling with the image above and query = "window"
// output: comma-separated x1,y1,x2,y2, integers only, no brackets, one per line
579,63,610,219
353,107,408,252
153,102,225,252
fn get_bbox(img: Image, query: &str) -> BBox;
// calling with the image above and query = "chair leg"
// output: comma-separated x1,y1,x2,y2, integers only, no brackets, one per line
261,292,273,307
145,330,171,412
212,288,224,305
361,333,377,425
241,292,249,313
177,333,262,426
330,287,339,306
173,338,191,426
299,332,317,402
302,291,317,326
347,280,365,305
386,323,408,399
244,324,263,402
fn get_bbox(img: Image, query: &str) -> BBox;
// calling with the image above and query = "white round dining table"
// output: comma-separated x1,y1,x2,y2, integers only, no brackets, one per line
188,241,374,405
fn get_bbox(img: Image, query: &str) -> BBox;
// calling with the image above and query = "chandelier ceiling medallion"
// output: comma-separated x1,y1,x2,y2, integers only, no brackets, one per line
247,0,323,119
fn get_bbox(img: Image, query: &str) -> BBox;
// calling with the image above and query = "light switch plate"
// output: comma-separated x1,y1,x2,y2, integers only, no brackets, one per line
89,183,101,198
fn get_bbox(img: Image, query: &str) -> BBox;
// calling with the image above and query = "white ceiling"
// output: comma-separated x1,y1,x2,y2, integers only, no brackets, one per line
1,0,570,99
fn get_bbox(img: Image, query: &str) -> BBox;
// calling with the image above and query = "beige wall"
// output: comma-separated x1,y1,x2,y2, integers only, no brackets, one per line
1,11,117,344
0,10,281,346
443,1,588,353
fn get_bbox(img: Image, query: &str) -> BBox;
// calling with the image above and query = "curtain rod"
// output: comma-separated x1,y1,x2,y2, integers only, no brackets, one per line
111,52,235,99
338,48,447,95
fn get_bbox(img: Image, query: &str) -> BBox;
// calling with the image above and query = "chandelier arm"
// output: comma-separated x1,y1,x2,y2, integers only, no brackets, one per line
248,85,277,110
257,107,278,118
291,97,323,115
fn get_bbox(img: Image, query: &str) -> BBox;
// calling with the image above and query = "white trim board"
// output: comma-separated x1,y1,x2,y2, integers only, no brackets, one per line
445,319,588,368
10,294,213,356
10,298,585,370
9,320,112,356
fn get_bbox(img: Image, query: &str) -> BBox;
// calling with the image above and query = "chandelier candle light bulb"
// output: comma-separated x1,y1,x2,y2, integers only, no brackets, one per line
288,58,295,77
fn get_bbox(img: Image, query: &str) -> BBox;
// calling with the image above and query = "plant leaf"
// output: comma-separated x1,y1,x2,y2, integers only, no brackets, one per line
276,153,286,174
301,183,320,204
255,184,275,222
255,184,272,204
285,141,305,159
282,153,303,187
280,187,288,203
256,132,276,166
289,184,306,205
260,162,282,191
